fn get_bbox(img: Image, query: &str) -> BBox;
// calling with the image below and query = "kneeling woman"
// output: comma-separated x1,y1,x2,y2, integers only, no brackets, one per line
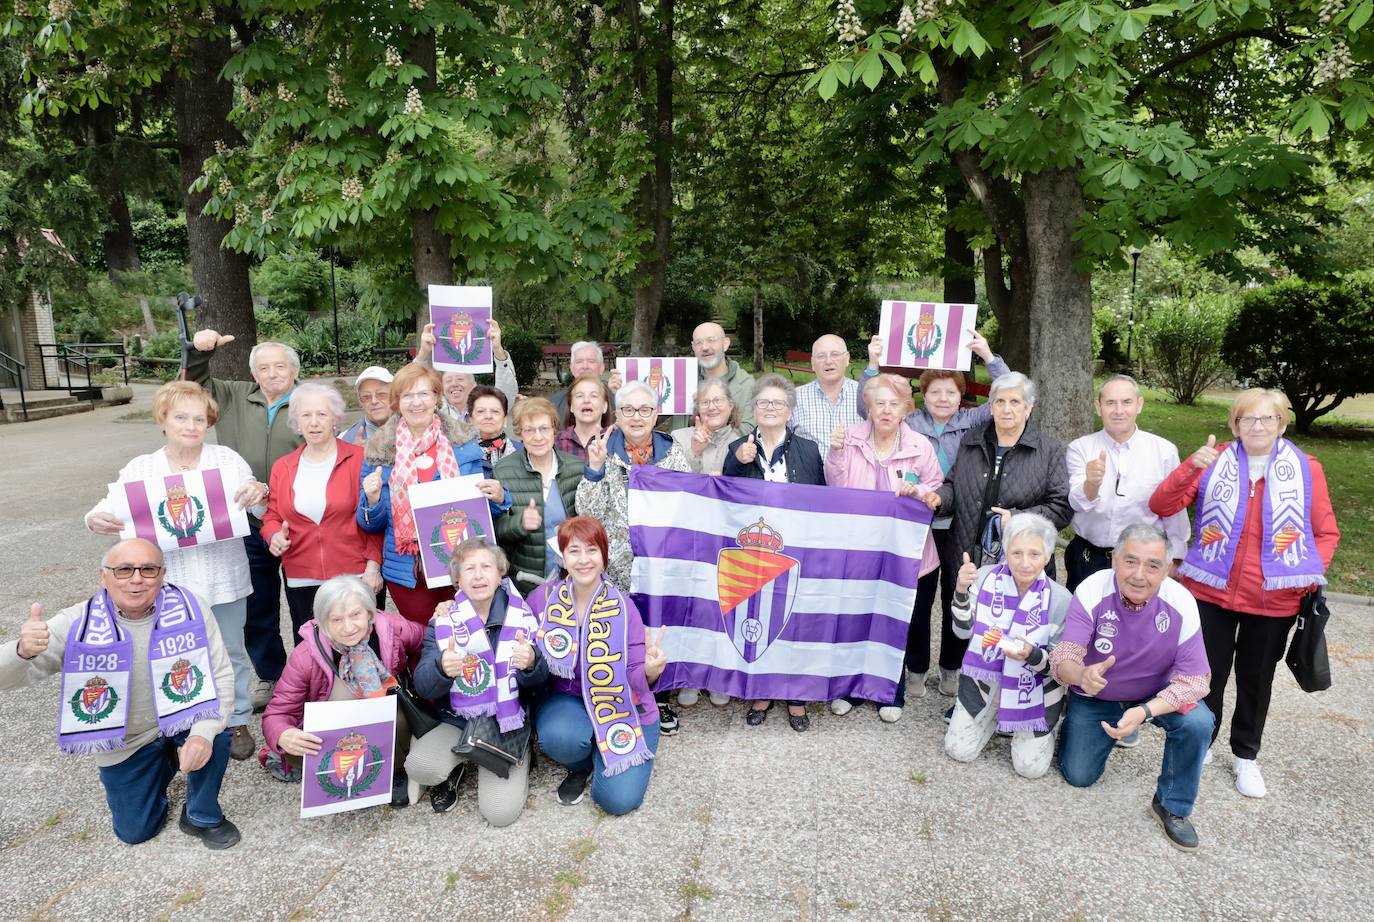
531,516,667,814
944,513,1070,779
261,575,423,802
406,539,548,826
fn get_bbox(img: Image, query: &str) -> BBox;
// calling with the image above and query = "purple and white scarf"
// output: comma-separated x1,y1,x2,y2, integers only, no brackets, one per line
1180,437,1326,591
535,578,652,777
959,565,1054,733
58,584,221,754
435,581,539,732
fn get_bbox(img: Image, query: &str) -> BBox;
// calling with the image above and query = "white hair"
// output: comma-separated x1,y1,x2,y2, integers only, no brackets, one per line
752,373,797,410
287,382,347,433
569,341,605,369
1003,512,1058,559
312,575,376,630
616,379,658,410
249,341,302,375
989,371,1037,406
1115,523,1169,554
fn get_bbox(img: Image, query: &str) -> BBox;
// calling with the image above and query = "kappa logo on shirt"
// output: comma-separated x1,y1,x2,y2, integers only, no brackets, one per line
1099,610,1120,622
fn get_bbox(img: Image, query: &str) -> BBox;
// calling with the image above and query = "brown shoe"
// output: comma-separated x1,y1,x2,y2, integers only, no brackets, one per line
229,725,256,761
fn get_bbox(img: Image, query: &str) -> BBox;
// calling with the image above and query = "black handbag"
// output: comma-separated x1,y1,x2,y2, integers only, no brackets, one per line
451,712,532,779
392,672,443,739
1285,589,1333,693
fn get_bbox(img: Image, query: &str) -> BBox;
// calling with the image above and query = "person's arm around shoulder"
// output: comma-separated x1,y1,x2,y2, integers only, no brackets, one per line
1029,582,1073,675
411,622,453,701
0,601,80,690
261,642,316,752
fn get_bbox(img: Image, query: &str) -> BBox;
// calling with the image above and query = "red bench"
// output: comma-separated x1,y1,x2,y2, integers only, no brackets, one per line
770,350,813,379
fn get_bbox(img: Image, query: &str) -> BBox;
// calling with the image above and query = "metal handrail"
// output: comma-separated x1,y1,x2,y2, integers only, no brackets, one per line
0,348,28,422
36,341,129,395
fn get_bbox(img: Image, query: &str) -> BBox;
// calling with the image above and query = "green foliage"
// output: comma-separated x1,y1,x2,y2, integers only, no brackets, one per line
131,214,189,268
500,325,543,392
1223,276,1374,432
252,253,331,326
1140,294,1236,406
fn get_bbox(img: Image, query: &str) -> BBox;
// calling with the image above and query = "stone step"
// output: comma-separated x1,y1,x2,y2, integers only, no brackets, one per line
0,385,131,424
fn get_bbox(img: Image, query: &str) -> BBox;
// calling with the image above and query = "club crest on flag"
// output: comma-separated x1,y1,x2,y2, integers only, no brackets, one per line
70,676,118,725
317,731,384,799
157,485,206,539
716,518,799,663
438,311,486,364
161,658,204,703
429,508,485,565
643,366,672,408
906,303,942,360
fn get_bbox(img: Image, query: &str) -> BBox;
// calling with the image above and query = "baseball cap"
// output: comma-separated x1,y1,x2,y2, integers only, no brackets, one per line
354,366,395,387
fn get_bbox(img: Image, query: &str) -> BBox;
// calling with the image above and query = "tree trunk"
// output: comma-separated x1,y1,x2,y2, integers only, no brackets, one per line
942,182,976,304
172,22,256,379
627,0,674,355
752,286,764,371
102,189,142,276
82,106,142,276
585,302,605,342
982,243,1033,372
138,296,156,337
407,31,456,338
1022,168,1094,443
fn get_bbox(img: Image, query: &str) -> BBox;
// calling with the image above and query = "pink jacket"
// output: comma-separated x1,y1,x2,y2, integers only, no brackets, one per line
824,420,943,577
262,611,424,753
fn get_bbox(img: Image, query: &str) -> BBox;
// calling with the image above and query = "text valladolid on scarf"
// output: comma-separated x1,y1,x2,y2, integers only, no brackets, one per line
390,415,462,554
58,584,221,754
535,577,652,776
960,565,1054,733
1181,437,1326,592
435,581,539,732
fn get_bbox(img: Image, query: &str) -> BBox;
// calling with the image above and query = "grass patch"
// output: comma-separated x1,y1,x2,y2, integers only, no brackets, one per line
154,887,204,922
116,409,152,422
908,768,929,785
835,897,860,910
40,812,61,828
571,838,596,862
681,881,715,902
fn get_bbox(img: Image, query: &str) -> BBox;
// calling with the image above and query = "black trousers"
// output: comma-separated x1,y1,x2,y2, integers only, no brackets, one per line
906,528,964,676
284,584,320,643
1197,600,1297,760
1065,535,1113,592
242,532,286,682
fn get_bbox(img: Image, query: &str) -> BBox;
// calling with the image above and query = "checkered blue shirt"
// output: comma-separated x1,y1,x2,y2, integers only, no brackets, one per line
790,377,862,444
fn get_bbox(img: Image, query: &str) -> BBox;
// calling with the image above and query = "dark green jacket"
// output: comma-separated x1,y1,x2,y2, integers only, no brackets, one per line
186,347,303,484
493,449,584,593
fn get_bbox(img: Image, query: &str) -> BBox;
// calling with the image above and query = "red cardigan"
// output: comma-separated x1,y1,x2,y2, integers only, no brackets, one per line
1149,442,1340,617
261,440,383,581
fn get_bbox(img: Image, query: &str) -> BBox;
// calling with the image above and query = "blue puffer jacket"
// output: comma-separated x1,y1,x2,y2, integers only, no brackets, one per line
356,415,513,588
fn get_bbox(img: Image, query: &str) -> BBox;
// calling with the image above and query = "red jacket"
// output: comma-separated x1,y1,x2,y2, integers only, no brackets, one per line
261,440,382,581
1149,442,1340,616
262,612,423,753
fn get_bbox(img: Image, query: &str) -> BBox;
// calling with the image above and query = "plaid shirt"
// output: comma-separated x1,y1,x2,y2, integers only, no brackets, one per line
555,426,590,462
791,378,861,444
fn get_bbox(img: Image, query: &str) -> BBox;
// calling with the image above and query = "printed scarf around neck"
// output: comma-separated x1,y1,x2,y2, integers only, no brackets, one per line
959,565,1055,733
321,626,396,700
58,584,221,754
535,578,652,777
435,581,540,732
1180,437,1326,591
390,415,462,554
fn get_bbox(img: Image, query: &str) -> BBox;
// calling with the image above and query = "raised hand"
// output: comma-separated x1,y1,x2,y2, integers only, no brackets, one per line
734,431,759,465
990,505,1012,535
1191,434,1220,470
867,335,884,370
269,521,291,557
477,479,504,502
87,512,126,536
829,425,846,451
178,735,213,772
956,552,977,594
690,416,711,456
1080,654,1115,696
488,318,507,360
420,321,437,350
966,328,993,362
511,629,535,671
1084,450,1108,494
234,480,268,509
191,329,235,352
587,425,615,471
521,499,542,532
441,633,464,679
607,369,623,394
18,604,48,659
277,728,324,758
362,468,383,504
644,626,668,680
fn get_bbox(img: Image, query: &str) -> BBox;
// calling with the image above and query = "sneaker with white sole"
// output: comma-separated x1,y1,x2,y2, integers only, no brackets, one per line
829,699,855,716
907,672,928,699
878,706,902,723
938,668,960,697
1233,757,1267,798
677,688,700,707
708,692,730,707
1203,748,1214,766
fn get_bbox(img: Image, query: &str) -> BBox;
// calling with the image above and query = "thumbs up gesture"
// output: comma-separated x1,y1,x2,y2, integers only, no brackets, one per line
735,431,759,465
645,626,668,682
1191,434,1220,470
511,629,535,671
956,552,978,594
829,425,846,451
269,521,291,557
440,632,463,679
1085,449,1108,491
192,329,235,352
362,467,384,504
1080,654,1115,696
521,499,542,532
18,604,48,660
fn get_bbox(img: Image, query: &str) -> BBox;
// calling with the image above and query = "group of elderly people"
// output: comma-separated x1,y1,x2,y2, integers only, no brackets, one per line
2,318,1338,854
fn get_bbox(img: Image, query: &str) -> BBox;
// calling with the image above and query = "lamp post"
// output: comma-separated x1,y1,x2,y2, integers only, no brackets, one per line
329,246,340,375
1125,246,1142,368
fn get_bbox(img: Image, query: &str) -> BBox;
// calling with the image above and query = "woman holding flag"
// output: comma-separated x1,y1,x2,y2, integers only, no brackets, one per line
85,380,267,762
531,516,667,813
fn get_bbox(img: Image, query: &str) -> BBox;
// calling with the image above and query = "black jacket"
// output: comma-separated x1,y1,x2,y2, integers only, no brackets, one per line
722,429,826,485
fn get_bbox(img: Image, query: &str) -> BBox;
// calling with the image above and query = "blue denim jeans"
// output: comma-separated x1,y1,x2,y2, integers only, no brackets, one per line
242,531,286,681
1059,691,1214,817
96,730,232,844
535,693,659,815
210,598,252,727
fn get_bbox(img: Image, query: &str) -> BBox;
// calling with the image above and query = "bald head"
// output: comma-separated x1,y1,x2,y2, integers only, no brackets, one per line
810,334,850,385
692,322,729,373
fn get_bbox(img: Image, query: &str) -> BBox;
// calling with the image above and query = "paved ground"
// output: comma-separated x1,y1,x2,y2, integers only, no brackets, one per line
0,385,1369,921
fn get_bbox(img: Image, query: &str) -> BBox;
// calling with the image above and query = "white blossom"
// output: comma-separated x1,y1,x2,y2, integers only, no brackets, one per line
276,83,296,103
1318,0,1344,27
385,45,403,69
1315,40,1353,84
914,0,940,21
47,0,72,20
404,86,424,115
341,177,365,202
834,0,866,43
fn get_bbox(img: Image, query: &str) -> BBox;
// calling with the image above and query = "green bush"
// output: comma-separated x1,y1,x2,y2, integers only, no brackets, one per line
501,325,543,390
131,214,189,268
1140,294,1235,405
253,253,331,327
1223,275,1374,432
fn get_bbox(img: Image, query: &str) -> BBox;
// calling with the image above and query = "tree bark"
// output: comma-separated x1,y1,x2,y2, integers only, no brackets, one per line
172,20,256,379
82,107,141,276
942,182,976,304
627,0,674,355
752,286,764,371
407,30,456,338
585,302,605,342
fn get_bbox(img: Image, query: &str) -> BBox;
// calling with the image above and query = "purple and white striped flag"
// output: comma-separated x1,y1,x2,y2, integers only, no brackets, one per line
879,300,978,371
108,468,250,552
615,357,699,416
628,467,931,704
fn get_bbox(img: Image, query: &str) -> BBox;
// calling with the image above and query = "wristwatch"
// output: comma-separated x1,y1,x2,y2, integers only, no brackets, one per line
1139,702,1154,722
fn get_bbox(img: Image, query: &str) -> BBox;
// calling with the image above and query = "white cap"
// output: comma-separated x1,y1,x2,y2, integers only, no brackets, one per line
354,366,394,387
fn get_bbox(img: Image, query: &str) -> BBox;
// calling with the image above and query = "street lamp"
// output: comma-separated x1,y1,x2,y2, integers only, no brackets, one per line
1125,245,1142,367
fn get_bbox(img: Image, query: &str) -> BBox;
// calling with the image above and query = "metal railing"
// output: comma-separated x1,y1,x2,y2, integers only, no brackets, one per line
36,341,128,398
0,349,28,421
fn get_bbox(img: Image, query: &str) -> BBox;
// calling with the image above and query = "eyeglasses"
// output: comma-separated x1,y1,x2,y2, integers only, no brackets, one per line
813,351,848,362
619,405,656,418
698,397,728,408
521,425,554,437
1237,414,1280,430
399,391,436,404
103,565,163,580
754,399,788,410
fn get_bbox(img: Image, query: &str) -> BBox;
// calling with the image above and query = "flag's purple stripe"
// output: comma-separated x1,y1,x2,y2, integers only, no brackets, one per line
942,303,964,370
628,466,933,526
124,479,158,544
886,301,906,366
656,662,898,705
632,594,910,648
741,589,759,662
673,357,688,414
631,525,921,589
201,468,234,539
627,358,640,381
165,474,198,548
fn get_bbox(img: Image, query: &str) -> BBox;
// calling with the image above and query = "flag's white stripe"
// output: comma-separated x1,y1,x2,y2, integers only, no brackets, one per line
663,625,904,676
628,488,928,554
631,558,915,615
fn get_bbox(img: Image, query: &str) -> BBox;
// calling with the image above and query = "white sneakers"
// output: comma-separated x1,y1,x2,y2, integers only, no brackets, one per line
938,668,960,697
677,688,700,707
907,671,928,699
708,692,731,707
829,699,855,716
878,706,902,723
1233,757,1267,798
